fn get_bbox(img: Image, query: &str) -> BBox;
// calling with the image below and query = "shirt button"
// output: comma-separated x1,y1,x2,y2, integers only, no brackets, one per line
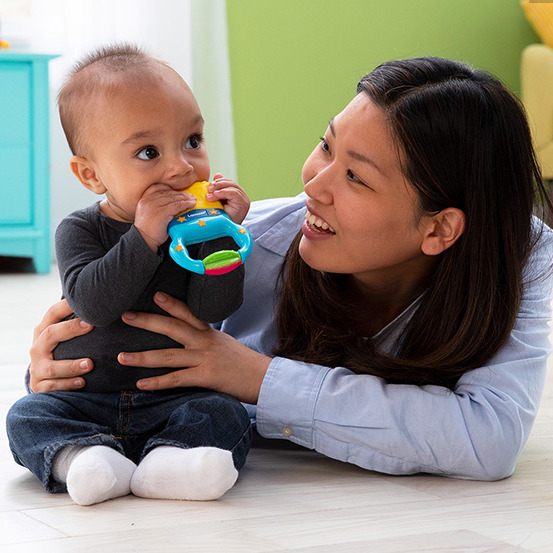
281,427,292,437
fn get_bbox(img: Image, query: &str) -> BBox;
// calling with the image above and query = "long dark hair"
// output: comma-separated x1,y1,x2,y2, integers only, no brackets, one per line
274,57,551,389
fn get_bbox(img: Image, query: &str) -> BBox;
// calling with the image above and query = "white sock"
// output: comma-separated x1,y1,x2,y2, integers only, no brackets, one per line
131,446,238,501
52,445,87,483
52,445,136,506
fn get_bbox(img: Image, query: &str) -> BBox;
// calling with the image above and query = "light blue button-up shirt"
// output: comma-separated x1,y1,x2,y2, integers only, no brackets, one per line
219,193,553,481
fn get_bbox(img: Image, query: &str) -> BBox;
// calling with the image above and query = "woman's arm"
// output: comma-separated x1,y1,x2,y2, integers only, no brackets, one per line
28,300,94,392
256,348,547,481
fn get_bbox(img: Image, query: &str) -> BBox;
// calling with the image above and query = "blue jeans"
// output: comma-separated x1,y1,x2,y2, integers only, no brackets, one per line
6,389,252,493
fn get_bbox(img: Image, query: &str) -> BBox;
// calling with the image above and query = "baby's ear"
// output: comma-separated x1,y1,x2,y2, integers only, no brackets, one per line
69,156,107,195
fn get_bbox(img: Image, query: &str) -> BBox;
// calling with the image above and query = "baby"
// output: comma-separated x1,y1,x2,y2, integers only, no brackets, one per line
7,44,252,505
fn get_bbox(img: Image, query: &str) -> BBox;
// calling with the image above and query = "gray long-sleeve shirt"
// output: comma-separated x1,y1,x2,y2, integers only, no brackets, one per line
53,202,244,392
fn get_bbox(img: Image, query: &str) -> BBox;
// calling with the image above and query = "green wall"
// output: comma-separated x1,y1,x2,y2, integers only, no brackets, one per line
226,0,539,200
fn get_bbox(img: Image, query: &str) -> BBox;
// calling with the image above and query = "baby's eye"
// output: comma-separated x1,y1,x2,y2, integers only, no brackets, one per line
186,134,204,149
137,147,159,160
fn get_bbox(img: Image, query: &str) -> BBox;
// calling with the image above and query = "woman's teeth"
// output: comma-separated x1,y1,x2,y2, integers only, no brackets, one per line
305,211,335,233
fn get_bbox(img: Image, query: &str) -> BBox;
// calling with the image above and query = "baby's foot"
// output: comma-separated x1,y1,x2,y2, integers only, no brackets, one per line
55,445,136,506
131,446,238,501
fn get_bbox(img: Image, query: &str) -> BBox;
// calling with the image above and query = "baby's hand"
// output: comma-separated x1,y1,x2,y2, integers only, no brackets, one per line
135,184,197,252
207,173,250,224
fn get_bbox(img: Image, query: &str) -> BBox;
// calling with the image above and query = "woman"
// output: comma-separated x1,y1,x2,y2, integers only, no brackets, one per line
26,57,553,481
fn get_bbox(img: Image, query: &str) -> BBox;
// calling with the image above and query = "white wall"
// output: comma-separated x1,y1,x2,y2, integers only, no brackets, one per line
2,0,235,262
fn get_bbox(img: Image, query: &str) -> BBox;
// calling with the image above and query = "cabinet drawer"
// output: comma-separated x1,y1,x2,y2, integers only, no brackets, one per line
0,62,31,144
0,147,31,224
0,52,59,271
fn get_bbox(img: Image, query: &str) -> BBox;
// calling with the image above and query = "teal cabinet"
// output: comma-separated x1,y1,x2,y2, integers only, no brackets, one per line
0,52,59,273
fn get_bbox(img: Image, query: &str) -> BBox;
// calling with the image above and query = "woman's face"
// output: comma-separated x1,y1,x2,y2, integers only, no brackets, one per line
300,94,436,294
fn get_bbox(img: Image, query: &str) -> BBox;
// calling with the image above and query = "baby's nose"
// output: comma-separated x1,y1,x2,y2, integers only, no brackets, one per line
165,154,194,180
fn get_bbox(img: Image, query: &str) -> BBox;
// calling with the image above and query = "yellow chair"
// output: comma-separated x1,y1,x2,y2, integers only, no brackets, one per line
521,44,553,181
520,1,553,224
520,0,553,181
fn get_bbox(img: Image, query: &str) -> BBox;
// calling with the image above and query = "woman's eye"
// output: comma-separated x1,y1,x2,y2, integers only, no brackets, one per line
137,147,159,160
186,134,203,149
319,137,330,152
347,169,363,184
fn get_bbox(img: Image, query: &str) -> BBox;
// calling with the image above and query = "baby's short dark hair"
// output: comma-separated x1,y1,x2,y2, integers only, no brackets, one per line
58,43,171,156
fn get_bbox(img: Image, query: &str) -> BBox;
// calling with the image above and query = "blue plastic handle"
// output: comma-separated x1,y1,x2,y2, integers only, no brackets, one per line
168,206,252,275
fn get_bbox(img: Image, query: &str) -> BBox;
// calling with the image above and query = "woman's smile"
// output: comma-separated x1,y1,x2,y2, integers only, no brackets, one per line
302,209,336,239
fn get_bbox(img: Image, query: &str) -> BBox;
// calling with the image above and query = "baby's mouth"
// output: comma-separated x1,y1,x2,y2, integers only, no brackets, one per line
305,211,336,234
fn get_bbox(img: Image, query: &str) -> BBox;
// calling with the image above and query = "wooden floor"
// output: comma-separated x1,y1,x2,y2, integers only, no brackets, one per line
1,259,553,552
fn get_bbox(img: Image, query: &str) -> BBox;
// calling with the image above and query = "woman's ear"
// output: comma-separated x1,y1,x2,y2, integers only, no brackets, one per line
69,156,107,195
421,208,466,256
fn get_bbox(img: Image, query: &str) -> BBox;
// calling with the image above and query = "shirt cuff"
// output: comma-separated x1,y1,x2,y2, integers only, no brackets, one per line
127,224,165,262
256,356,331,448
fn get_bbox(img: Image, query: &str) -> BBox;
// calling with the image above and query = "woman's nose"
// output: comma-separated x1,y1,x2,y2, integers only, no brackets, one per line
303,163,334,205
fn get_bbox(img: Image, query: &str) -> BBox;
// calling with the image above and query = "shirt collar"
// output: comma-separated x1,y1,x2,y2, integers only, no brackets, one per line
247,194,307,257
371,294,424,354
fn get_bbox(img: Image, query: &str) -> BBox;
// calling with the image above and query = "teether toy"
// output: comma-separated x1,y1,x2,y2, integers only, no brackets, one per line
168,181,252,275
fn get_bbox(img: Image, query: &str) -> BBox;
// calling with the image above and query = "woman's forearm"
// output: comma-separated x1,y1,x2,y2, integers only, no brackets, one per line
256,347,547,481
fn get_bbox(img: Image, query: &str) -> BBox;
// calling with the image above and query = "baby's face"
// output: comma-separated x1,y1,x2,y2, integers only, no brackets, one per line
85,71,210,223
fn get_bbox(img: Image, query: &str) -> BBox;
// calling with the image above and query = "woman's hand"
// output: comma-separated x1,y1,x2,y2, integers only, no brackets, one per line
29,300,94,392
119,292,271,404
